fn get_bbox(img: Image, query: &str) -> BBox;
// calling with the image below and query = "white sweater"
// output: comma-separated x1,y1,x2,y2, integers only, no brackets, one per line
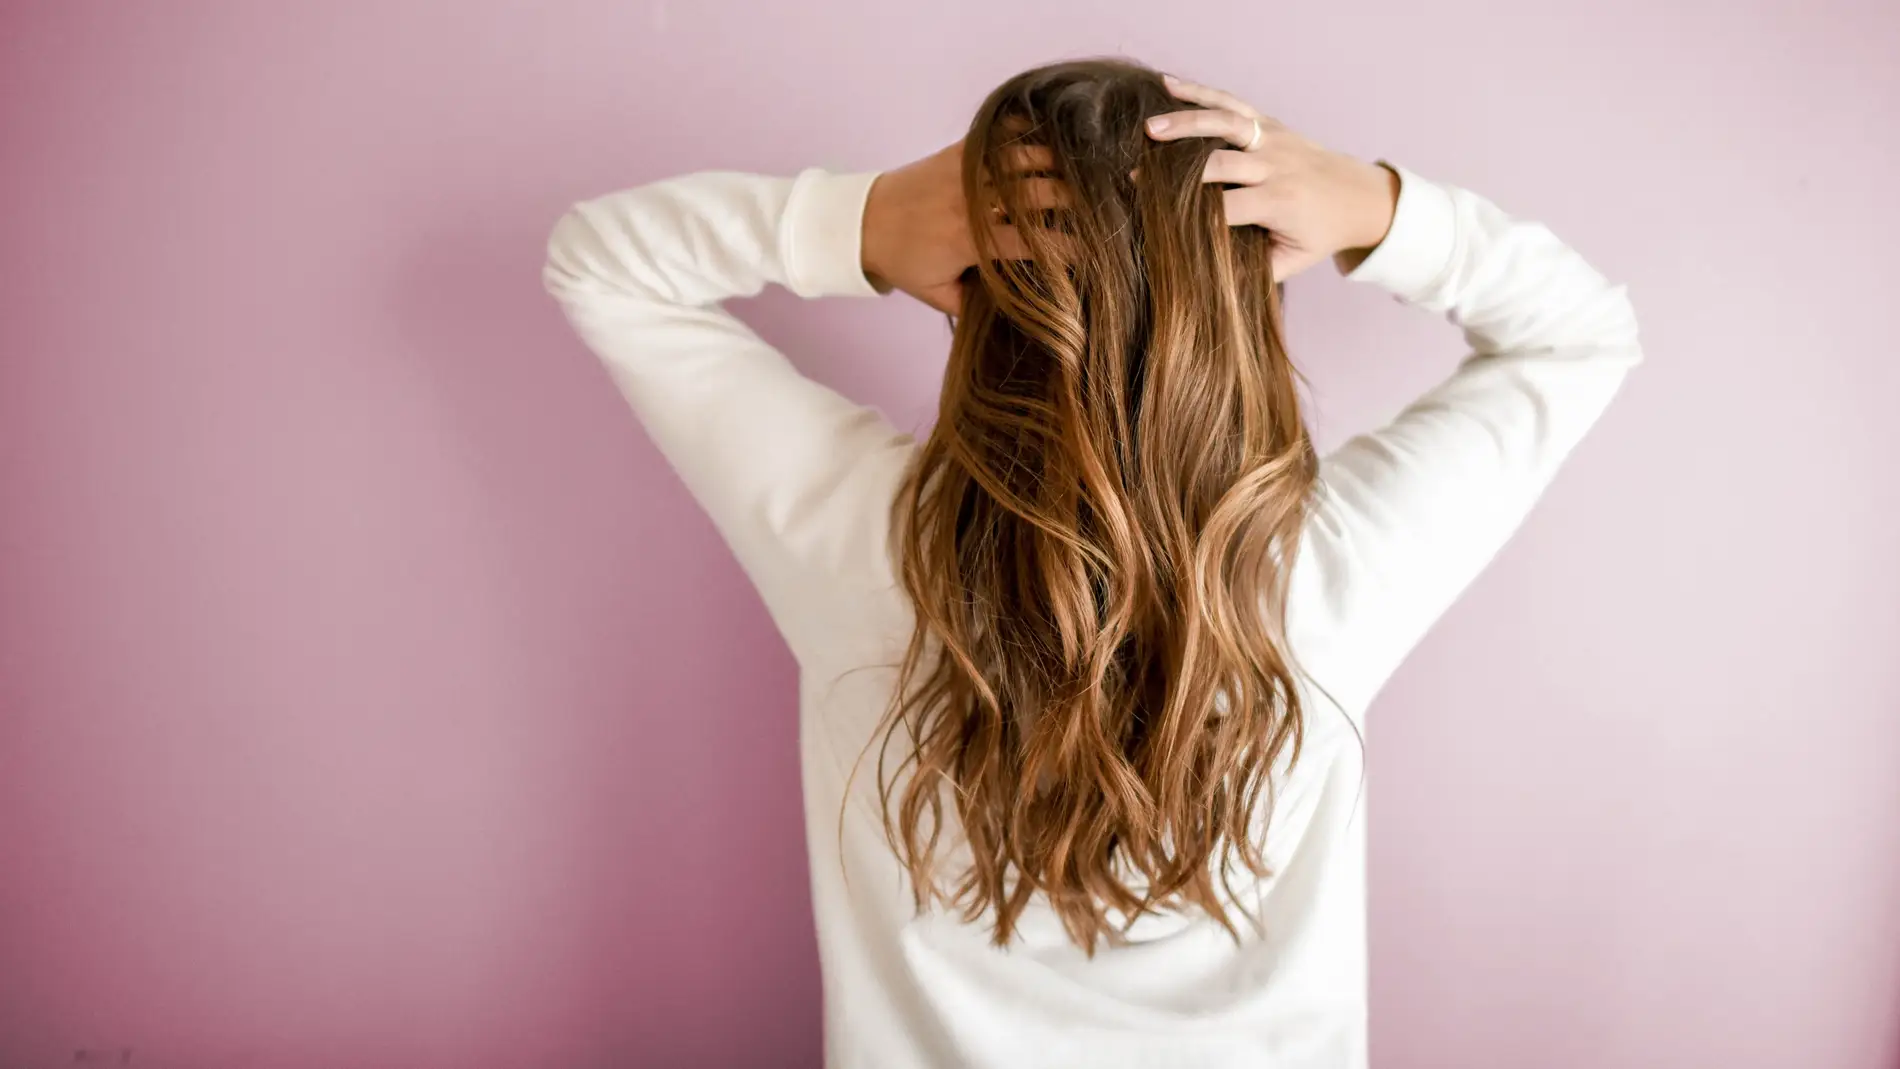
543,163,1642,1069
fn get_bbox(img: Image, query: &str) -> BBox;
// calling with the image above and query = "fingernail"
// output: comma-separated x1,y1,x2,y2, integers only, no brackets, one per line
1147,116,1170,134
1162,73,1179,85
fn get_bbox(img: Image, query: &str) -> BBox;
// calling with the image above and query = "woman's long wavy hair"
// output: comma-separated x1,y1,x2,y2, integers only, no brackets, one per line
877,58,1320,953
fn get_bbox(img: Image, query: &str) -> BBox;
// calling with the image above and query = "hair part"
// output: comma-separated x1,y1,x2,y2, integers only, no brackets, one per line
875,57,1319,954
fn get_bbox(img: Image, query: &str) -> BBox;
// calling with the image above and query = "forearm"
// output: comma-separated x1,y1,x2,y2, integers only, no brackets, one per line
540,167,908,665
544,169,881,311
1298,167,1643,712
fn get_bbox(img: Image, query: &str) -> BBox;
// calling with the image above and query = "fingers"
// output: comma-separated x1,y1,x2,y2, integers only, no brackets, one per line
1000,177,1069,212
1160,73,1261,119
1149,74,1284,152
1202,149,1270,187
981,177,1070,240
987,223,1045,262
1220,187,1260,228
982,145,1065,220
1145,106,1265,150
996,143,1056,175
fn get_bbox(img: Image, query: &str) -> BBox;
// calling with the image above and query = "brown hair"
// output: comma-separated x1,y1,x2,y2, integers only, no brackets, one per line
876,58,1318,953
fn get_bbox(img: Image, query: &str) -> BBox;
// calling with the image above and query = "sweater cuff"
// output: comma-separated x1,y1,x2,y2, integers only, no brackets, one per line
782,169,883,299
1345,163,1458,305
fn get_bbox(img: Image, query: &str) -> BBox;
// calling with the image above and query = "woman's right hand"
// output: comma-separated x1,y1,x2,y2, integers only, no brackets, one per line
861,141,979,314
862,143,1049,314
1144,74,1401,280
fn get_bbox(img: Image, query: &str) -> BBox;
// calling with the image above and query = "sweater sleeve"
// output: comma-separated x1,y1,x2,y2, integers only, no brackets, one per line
1291,165,1644,718
543,169,917,665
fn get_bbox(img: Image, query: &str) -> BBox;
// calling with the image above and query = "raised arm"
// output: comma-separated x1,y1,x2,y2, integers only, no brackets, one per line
542,169,916,664
1146,75,1643,718
1296,167,1642,714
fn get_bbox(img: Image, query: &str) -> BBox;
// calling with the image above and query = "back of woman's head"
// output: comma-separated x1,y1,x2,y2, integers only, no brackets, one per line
880,57,1319,952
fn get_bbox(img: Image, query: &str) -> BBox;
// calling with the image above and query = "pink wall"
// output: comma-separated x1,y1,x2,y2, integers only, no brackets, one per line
2,4,1896,1067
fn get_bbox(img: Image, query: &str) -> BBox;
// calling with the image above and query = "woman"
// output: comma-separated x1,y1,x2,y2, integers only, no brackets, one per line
544,59,1639,1069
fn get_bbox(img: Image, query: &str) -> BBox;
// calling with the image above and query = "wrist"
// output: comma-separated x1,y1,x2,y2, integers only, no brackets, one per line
859,173,896,292
1332,161,1401,275
1350,161,1401,252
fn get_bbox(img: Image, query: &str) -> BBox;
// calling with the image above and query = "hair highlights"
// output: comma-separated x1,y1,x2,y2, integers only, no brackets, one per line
877,58,1318,953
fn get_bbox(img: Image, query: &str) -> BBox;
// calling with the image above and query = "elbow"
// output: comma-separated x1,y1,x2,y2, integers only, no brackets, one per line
542,203,599,301
543,198,673,308
1579,282,1644,370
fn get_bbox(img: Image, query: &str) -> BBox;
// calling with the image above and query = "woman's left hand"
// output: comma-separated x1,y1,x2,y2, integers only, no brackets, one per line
1145,74,1400,280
